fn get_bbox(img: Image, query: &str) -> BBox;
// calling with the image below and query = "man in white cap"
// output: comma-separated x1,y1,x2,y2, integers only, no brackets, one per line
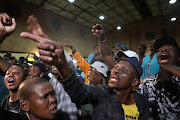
65,40,108,85
88,61,108,86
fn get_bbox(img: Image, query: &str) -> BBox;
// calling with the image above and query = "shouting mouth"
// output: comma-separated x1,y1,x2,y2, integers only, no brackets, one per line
50,106,57,114
8,79,15,86
159,53,170,64
109,73,118,83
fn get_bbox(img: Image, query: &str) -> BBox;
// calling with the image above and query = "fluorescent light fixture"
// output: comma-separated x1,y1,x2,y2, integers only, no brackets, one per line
68,0,75,3
99,15,104,20
117,26,121,30
169,0,176,4
171,17,176,21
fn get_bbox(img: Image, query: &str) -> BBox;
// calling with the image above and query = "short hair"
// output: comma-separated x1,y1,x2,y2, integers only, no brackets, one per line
7,64,27,81
32,63,46,74
137,44,146,49
19,57,25,60
154,37,179,52
19,77,49,100
93,45,98,49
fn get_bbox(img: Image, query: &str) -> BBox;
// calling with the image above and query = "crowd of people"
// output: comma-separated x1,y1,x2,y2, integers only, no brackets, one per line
0,12,179,120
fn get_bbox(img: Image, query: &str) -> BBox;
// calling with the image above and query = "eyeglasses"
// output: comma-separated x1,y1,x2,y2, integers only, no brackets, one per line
157,48,175,53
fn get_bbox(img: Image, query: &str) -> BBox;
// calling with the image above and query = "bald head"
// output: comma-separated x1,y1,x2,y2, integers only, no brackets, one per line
18,77,49,100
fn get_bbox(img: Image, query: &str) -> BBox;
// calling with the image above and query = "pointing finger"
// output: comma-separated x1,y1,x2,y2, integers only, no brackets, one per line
20,32,52,44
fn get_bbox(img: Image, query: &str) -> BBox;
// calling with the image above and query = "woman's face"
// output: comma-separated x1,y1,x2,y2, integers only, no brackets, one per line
29,66,42,77
27,82,57,120
5,65,24,91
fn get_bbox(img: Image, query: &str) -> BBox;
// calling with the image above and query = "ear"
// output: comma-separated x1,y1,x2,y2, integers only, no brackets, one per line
20,100,29,112
131,78,140,87
40,72,44,77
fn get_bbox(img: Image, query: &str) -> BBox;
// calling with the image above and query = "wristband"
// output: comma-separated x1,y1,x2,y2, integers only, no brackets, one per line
98,35,106,42
100,38,106,42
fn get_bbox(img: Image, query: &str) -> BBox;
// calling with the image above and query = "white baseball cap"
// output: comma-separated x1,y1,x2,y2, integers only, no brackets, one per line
90,61,108,77
117,50,139,60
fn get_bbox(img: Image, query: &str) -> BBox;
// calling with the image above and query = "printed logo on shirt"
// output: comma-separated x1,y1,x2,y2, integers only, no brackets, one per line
125,115,137,120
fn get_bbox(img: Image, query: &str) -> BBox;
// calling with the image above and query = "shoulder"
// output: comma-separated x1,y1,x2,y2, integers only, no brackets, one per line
88,54,95,58
133,92,149,106
142,54,150,62
133,92,146,99
143,74,158,84
97,85,113,96
1,95,10,103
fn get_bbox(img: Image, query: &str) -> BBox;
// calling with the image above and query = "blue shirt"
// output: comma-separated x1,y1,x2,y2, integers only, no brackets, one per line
88,54,95,64
141,53,160,79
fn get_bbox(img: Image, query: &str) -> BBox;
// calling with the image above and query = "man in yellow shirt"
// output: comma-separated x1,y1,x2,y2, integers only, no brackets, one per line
122,103,140,120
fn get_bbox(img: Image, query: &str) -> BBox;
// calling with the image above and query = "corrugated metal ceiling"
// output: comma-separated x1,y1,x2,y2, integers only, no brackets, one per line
23,0,180,31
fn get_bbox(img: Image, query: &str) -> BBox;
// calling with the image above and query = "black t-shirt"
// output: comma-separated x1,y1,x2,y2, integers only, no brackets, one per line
0,107,28,120
1,95,25,114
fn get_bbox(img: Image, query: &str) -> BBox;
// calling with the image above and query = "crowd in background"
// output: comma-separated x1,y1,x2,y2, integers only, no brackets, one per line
0,12,179,120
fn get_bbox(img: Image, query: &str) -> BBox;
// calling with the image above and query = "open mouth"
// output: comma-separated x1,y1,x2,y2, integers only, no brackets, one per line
159,54,169,64
50,106,57,114
109,74,118,83
8,79,15,86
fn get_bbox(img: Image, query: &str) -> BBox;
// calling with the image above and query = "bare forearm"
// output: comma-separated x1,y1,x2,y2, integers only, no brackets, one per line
98,35,116,70
163,65,180,78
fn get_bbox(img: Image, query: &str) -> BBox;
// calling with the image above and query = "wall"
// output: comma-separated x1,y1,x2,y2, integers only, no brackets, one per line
0,0,180,59
106,17,180,55
0,0,97,59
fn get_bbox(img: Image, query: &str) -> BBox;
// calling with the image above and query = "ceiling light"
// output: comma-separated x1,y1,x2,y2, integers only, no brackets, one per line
117,26,121,30
171,17,176,21
169,0,176,4
68,0,75,3
99,15,104,20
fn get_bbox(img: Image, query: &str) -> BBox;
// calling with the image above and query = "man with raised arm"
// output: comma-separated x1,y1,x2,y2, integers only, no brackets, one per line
20,23,151,119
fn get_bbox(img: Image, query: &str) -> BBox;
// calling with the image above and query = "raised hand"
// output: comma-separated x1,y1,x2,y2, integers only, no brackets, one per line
20,32,72,79
91,24,105,41
0,12,16,43
64,40,73,49
27,15,49,39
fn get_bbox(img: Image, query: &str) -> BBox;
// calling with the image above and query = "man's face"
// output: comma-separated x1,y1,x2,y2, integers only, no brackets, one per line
157,44,180,67
93,46,100,55
27,82,57,120
108,60,135,90
87,67,103,86
137,46,146,55
5,66,24,91
29,66,41,77
51,65,59,75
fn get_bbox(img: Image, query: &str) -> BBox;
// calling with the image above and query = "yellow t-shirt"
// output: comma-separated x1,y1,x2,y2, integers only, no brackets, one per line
122,103,140,120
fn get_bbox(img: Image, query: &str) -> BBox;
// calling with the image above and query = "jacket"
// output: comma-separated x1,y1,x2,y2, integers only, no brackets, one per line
61,71,151,120
72,50,90,83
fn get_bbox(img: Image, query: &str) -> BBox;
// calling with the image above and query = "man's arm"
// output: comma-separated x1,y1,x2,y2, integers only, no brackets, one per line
64,40,90,83
162,65,180,78
27,15,49,39
91,24,116,70
20,32,101,105
0,12,16,44
20,32,71,79
27,15,76,72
